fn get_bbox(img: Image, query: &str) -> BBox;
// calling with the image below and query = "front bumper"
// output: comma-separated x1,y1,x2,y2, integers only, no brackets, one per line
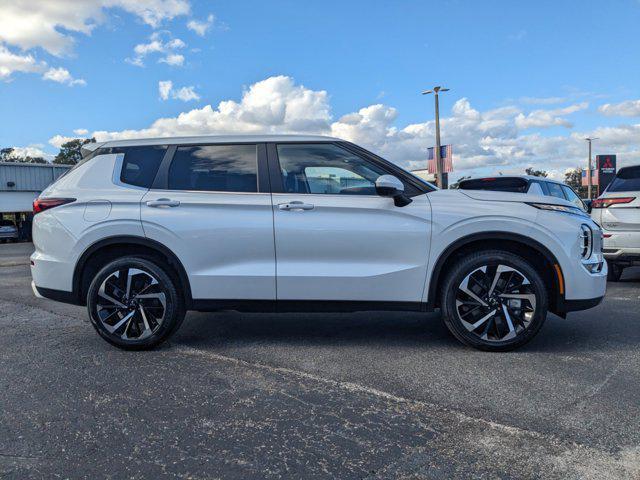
0,232,18,239
558,295,605,313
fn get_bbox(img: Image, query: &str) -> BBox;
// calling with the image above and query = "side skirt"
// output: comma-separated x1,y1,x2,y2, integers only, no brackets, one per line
191,300,431,314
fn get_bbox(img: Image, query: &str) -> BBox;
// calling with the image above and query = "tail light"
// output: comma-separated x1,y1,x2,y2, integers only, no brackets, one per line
33,198,76,214
591,197,635,208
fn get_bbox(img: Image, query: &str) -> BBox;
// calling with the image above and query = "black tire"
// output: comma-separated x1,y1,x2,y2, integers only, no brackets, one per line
87,256,185,350
607,263,623,282
440,250,548,352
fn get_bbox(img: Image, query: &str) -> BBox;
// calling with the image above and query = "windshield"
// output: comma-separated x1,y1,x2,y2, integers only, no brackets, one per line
607,166,640,192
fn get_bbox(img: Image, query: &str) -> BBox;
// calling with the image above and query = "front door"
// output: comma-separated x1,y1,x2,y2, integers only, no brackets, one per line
270,142,431,303
141,143,276,301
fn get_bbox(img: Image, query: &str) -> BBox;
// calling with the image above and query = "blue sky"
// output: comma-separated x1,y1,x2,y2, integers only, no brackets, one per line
1,0,639,179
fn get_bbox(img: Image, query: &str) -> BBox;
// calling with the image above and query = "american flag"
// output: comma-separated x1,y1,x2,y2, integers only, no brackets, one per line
581,169,599,186
427,145,453,174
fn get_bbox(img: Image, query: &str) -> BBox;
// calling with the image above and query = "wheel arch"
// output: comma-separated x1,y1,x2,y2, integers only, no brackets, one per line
72,235,192,307
427,231,565,315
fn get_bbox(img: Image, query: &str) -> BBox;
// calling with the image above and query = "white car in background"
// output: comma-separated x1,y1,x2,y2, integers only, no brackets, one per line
457,175,588,212
30,135,606,351
591,165,640,281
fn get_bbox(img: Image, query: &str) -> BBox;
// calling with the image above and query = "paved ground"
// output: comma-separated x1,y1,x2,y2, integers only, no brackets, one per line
1,242,639,479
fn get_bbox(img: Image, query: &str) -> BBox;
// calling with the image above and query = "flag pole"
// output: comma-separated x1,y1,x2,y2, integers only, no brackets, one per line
422,86,450,188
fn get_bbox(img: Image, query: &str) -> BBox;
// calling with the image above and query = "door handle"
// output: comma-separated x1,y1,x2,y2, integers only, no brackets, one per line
278,201,314,211
146,198,180,208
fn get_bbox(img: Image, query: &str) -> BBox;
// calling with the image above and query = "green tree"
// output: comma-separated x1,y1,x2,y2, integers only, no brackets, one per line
0,147,47,164
564,167,587,198
525,167,548,177
0,147,15,162
53,138,96,165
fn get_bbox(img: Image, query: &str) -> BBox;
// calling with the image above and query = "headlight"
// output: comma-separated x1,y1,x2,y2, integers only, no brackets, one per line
526,202,586,216
580,224,592,258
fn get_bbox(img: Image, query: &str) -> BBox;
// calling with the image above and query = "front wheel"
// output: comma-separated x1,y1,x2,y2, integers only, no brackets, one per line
440,250,548,351
87,256,185,350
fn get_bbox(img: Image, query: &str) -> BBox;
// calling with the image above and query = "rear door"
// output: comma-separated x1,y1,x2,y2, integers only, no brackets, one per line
141,143,276,301
268,142,431,303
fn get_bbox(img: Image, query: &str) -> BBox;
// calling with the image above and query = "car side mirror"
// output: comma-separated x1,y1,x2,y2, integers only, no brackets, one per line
583,199,592,213
375,175,412,207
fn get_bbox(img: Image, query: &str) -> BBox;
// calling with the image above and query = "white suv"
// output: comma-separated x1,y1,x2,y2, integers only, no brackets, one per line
31,135,607,351
590,165,640,281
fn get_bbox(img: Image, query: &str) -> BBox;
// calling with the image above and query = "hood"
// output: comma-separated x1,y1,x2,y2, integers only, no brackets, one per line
453,189,576,208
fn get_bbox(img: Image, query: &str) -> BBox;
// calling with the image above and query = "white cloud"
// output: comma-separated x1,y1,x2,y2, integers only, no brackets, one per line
48,75,640,180
159,53,184,66
173,86,199,101
73,128,89,135
187,14,214,36
514,102,588,129
0,0,190,56
159,80,198,101
0,45,46,80
128,32,187,67
42,67,86,86
158,80,173,100
519,96,567,105
5,145,53,161
0,44,87,85
598,100,640,117
48,134,78,149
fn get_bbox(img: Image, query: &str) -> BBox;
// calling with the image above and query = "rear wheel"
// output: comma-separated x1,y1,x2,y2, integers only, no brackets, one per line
607,263,623,282
87,256,185,350
440,250,548,351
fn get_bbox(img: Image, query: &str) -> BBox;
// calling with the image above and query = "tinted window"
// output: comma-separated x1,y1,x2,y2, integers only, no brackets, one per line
277,143,387,195
118,146,167,188
168,144,257,192
0,220,15,227
546,182,565,199
608,166,640,192
561,185,585,209
527,182,544,195
458,177,528,193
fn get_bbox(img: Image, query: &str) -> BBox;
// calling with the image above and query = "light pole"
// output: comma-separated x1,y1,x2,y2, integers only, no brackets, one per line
585,137,598,199
422,86,449,188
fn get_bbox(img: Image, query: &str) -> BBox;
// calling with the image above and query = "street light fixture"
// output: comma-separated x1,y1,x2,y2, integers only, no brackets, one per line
422,86,450,188
585,137,598,199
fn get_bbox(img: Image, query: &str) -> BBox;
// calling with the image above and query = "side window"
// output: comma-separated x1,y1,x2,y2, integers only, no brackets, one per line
118,146,167,188
276,143,387,195
527,181,544,196
545,182,565,200
168,144,258,192
561,185,585,209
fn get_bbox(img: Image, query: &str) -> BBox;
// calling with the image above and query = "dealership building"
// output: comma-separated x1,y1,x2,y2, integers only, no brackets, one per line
0,162,71,238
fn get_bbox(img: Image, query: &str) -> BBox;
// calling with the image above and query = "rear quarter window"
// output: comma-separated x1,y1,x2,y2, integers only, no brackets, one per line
116,146,167,188
458,177,528,193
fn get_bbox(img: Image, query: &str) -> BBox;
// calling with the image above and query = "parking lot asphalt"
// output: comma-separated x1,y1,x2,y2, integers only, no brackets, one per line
1,242,639,479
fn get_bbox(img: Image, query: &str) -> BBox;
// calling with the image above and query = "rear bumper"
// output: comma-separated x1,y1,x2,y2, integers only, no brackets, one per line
0,232,18,239
603,247,640,265
31,281,81,305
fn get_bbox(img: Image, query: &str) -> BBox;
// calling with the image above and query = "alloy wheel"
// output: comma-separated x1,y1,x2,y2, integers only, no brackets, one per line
95,267,167,340
455,264,537,342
